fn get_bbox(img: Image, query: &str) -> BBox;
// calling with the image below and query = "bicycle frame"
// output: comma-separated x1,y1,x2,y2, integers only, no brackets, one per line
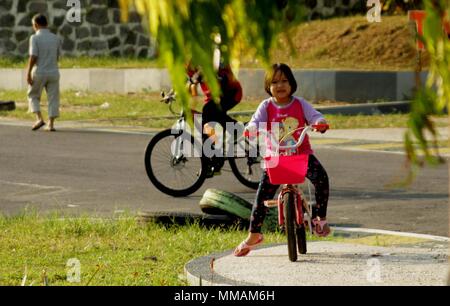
263,124,329,260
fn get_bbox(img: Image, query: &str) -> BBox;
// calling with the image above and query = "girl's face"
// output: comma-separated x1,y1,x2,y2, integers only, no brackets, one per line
270,70,292,104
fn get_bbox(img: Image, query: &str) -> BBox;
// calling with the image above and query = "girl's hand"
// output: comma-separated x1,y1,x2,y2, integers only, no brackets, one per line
313,120,329,134
243,125,258,138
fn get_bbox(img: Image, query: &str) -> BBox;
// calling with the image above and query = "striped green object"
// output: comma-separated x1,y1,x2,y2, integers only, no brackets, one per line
199,188,279,232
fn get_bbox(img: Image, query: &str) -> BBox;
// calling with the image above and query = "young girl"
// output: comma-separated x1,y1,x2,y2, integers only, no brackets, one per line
234,63,330,257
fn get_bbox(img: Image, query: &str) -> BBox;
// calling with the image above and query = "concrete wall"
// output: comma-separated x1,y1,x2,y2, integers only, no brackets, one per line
237,69,427,102
0,0,155,58
0,68,428,102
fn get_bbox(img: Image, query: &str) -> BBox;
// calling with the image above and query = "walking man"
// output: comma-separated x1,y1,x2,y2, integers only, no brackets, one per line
26,14,61,131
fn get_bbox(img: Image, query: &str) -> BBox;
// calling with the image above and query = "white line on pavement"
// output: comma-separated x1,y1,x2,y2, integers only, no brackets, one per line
332,226,449,242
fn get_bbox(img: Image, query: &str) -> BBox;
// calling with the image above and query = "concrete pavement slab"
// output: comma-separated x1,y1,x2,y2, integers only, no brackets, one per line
185,228,449,286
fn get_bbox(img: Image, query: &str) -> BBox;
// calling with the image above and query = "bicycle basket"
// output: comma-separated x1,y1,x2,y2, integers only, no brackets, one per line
264,154,309,185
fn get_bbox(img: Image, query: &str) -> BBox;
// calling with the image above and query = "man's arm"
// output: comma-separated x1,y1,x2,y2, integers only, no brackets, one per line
27,34,38,86
26,55,37,86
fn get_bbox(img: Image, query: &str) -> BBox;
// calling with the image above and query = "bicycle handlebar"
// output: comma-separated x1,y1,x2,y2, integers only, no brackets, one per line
160,89,176,104
279,124,329,150
244,124,330,150
160,89,179,115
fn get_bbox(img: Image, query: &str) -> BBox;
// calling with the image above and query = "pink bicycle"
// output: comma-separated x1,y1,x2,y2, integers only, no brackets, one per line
263,124,329,262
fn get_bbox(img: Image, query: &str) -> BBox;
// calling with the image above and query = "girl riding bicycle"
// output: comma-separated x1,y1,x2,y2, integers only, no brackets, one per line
234,63,331,257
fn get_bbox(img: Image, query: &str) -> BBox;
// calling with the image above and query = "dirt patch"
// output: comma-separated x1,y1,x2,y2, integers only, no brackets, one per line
241,15,429,71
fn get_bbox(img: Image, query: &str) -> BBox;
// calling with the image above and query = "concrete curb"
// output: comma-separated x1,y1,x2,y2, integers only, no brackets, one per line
316,100,411,115
184,227,449,286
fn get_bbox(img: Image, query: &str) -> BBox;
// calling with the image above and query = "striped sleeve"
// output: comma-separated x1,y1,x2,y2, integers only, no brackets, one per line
247,99,270,129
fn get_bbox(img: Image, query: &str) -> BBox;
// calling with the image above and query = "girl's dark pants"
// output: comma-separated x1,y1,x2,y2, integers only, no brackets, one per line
249,154,329,233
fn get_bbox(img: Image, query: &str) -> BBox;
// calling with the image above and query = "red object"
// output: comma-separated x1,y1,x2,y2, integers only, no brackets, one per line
264,154,309,185
408,10,450,51
312,123,330,132
444,20,450,35
278,200,284,226
408,10,426,50
296,194,304,225
243,128,260,138
186,65,242,104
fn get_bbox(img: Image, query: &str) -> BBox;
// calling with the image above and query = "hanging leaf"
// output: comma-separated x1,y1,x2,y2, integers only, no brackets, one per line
405,0,449,169
119,0,306,124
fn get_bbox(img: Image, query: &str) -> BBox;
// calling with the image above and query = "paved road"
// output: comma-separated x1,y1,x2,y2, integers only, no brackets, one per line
0,124,447,236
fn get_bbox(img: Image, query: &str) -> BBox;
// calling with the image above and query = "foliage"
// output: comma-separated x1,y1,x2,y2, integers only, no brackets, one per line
404,0,449,172
383,0,423,14
118,0,448,173
118,0,307,120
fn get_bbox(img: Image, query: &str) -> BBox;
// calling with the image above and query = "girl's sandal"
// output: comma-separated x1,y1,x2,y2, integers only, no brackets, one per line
233,234,264,257
312,218,331,237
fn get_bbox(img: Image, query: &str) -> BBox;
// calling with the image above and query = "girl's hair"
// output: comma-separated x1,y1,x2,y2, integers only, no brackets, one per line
264,63,297,96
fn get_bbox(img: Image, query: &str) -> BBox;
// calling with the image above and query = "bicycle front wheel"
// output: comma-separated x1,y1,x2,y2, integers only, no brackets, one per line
283,191,298,262
144,129,208,197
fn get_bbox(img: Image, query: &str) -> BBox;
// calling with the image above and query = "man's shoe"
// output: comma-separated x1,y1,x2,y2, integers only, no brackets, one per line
31,120,45,131
44,127,56,132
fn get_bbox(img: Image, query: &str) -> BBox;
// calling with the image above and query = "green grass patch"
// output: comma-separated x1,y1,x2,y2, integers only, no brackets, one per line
0,212,338,286
0,56,161,69
2,89,443,130
0,213,437,286
326,114,411,129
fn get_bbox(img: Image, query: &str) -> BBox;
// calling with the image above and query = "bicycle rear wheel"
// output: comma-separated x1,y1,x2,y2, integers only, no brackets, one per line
144,129,208,197
283,191,298,262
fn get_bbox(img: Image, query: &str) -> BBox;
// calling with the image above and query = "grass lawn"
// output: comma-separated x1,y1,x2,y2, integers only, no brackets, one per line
1,90,444,130
0,56,161,69
0,213,321,286
0,213,426,286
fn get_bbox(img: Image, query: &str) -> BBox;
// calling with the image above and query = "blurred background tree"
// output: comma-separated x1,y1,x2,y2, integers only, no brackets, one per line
382,0,424,14
119,0,307,116
404,0,449,170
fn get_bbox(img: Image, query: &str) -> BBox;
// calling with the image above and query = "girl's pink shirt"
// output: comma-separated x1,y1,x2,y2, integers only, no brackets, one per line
248,96,325,155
